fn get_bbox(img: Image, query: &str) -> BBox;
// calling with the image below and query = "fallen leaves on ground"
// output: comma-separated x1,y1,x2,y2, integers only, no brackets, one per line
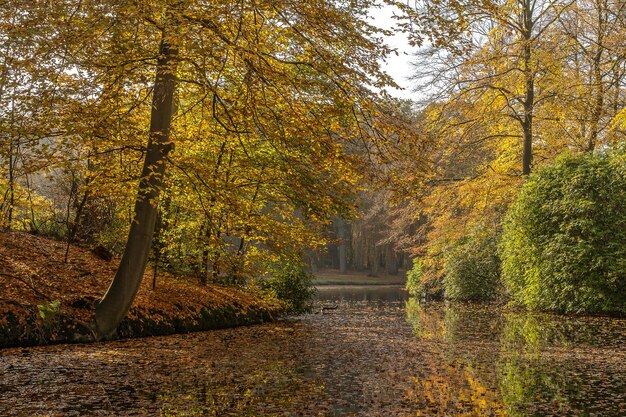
0,231,280,344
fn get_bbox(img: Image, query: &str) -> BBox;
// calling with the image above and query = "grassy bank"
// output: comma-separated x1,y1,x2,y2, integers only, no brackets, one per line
312,269,406,286
0,231,282,348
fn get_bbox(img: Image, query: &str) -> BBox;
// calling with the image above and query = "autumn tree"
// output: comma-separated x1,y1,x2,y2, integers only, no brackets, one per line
411,0,573,175
391,0,624,297
0,2,73,231
554,0,626,151
0,0,413,337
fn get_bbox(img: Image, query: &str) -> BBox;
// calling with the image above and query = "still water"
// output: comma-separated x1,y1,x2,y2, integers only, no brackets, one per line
315,285,410,303
0,286,624,416
317,285,626,416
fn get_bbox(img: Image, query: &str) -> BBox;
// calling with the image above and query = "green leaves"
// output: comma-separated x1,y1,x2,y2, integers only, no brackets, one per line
405,258,424,297
501,149,626,314
261,261,316,314
443,226,502,301
37,300,61,322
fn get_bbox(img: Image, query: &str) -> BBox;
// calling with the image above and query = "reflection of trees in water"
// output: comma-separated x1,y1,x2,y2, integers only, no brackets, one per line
497,313,626,416
405,299,624,416
155,339,324,415
405,298,445,340
407,359,507,417
405,300,506,416
498,313,584,416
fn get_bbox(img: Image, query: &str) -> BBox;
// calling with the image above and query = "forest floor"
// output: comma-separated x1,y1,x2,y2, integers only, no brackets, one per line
0,231,281,348
312,269,406,286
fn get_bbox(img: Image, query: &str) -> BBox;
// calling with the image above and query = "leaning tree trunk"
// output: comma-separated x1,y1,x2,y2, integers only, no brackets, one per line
95,32,178,339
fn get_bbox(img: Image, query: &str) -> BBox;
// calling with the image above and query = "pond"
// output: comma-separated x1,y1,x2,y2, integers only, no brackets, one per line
315,284,410,303
0,286,624,416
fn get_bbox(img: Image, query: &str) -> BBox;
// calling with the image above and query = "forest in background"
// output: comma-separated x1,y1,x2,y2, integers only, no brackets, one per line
0,0,416,281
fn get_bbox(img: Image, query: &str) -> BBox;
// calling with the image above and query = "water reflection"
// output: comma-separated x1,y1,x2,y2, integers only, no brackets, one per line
406,299,626,416
2,289,624,416
315,285,409,303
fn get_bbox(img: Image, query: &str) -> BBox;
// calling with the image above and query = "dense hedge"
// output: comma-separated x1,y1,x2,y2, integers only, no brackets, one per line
501,150,626,314
443,229,501,301
406,227,501,302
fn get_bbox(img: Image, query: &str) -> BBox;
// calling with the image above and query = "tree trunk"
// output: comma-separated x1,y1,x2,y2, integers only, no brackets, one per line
587,56,604,152
95,31,178,338
369,247,380,276
385,245,398,275
151,208,163,290
336,217,348,274
7,138,14,229
587,8,606,152
521,0,534,176
200,223,211,285
65,185,89,263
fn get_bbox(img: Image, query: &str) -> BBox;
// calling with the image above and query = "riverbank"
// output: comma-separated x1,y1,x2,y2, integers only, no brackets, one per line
313,269,406,286
0,231,282,348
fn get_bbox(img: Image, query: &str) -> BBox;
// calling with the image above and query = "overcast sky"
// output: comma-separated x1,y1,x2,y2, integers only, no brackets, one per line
369,4,419,101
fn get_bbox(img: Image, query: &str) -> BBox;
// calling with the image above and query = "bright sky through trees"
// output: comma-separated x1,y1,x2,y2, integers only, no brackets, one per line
369,4,418,100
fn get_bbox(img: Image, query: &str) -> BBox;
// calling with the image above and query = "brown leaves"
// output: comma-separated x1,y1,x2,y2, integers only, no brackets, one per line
2,239,625,416
0,231,279,344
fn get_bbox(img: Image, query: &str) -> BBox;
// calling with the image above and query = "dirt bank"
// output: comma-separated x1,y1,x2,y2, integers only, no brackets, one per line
0,231,281,348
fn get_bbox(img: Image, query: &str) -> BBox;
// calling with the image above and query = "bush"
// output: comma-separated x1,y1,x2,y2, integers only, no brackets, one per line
443,229,501,301
501,150,626,314
406,257,445,299
405,259,424,297
263,262,316,314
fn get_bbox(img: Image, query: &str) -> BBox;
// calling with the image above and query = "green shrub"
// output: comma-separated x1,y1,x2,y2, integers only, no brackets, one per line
37,300,61,327
443,229,501,301
263,262,316,314
405,259,424,297
501,150,626,314
406,257,445,299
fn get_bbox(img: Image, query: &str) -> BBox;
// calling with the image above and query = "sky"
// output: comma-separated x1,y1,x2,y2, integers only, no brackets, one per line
368,4,420,101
